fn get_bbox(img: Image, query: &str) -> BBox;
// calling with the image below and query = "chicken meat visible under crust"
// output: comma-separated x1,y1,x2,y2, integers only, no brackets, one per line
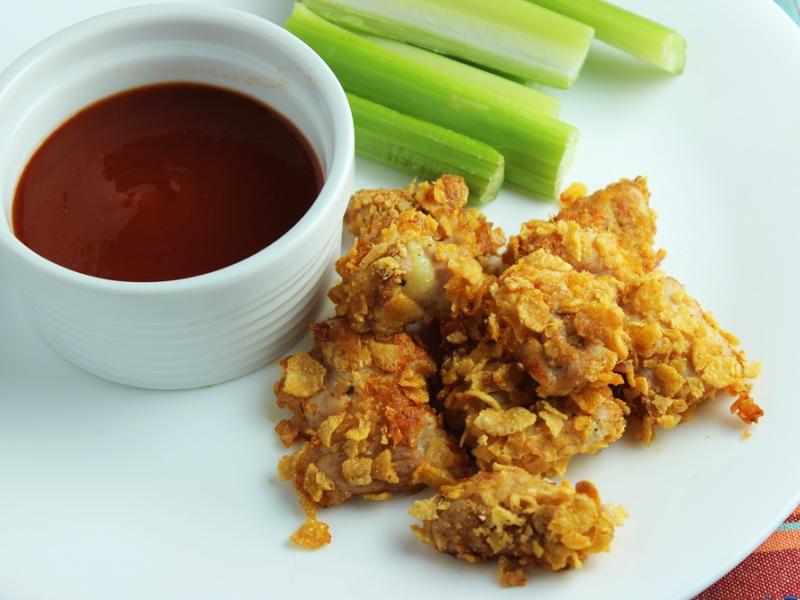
410,465,624,587
619,272,762,442
330,208,493,334
275,319,468,516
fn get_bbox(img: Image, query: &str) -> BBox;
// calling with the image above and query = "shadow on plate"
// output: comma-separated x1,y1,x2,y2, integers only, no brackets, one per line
579,43,675,88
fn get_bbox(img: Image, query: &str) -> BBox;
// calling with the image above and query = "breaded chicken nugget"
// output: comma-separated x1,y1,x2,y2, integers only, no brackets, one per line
410,465,624,587
619,272,762,442
275,319,468,511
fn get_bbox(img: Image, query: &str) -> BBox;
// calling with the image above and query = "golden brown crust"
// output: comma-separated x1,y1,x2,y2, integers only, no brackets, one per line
465,387,626,477
439,340,536,431
344,175,505,272
500,177,761,443
272,174,762,579
414,175,506,269
618,272,762,442
345,186,415,239
505,177,665,282
489,249,629,398
410,465,624,586
439,341,626,476
275,318,469,511
330,209,493,334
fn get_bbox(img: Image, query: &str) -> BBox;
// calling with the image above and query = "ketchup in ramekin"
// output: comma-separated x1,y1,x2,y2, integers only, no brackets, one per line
12,82,322,282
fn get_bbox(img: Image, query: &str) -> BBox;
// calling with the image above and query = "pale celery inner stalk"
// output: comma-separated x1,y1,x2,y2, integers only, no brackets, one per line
303,0,595,89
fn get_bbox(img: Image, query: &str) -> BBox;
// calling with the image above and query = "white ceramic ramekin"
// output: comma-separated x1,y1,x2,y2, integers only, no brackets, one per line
0,4,354,389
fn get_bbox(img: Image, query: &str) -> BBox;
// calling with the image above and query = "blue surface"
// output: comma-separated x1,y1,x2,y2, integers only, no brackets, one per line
776,0,800,24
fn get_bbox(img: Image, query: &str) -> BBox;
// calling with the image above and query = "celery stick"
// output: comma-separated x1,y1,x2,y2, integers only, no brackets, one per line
285,4,578,199
348,94,504,205
527,0,686,74
302,0,594,89
363,35,560,118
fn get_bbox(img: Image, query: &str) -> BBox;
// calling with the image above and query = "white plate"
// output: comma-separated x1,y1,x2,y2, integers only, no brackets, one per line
1,2,799,599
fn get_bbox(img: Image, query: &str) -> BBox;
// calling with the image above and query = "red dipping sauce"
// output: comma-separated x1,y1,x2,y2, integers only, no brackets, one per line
12,83,322,282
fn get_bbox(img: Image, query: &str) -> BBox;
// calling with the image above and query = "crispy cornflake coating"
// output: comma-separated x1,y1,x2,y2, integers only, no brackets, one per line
439,341,626,476
344,185,413,238
500,177,761,441
438,340,537,431
345,174,505,270
330,209,493,334
504,177,665,283
489,249,629,397
271,174,763,578
618,272,762,442
410,465,624,587
465,387,626,477
275,319,468,514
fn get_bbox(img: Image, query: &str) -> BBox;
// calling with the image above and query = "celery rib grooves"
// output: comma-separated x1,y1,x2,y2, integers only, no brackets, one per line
286,4,578,199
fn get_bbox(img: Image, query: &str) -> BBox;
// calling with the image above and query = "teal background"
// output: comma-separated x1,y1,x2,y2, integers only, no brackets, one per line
776,0,800,23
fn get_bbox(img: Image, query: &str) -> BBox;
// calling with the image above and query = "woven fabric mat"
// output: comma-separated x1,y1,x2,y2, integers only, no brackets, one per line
696,507,800,599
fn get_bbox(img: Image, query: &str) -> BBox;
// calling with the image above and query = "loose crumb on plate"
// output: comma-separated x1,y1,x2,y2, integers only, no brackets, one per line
290,517,331,550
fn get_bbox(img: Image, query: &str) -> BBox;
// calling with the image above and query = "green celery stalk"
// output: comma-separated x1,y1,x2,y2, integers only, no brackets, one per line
348,94,505,205
302,0,594,89
285,4,578,199
527,0,686,74
363,35,560,118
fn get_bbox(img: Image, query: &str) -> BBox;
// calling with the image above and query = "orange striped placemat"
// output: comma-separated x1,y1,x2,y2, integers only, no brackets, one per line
696,506,800,599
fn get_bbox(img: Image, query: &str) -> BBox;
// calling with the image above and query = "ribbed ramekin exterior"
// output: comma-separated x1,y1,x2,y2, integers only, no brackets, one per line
19,226,341,389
